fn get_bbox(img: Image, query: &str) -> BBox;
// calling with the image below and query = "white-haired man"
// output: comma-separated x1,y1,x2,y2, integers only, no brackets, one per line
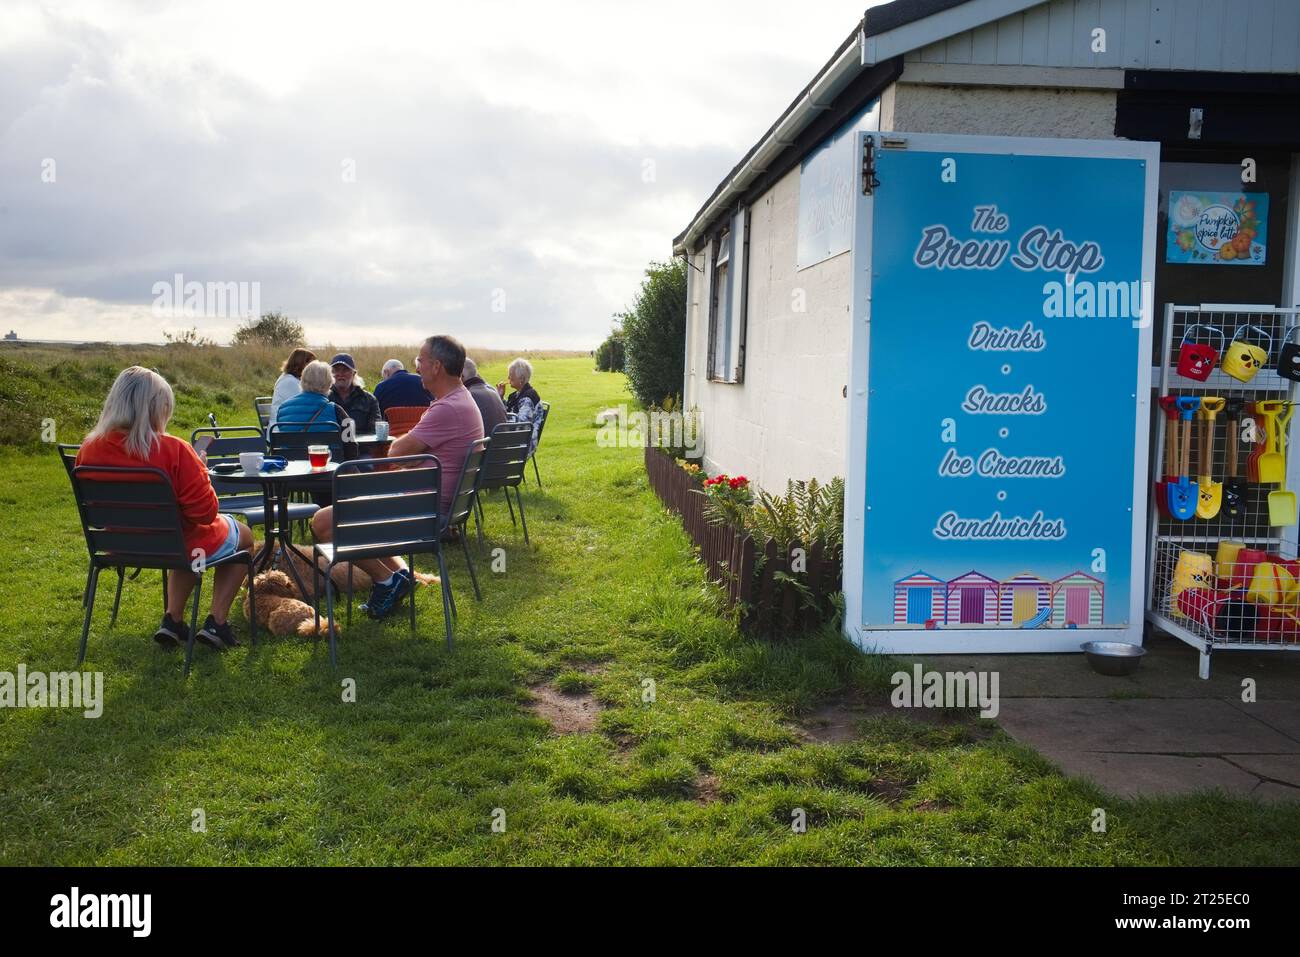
373,356,432,416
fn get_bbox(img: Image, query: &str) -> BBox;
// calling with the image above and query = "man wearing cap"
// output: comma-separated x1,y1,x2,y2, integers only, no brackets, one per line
326,353,380,435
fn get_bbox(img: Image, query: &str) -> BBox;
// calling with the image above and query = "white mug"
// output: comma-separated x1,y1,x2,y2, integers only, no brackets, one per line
238,451,264,474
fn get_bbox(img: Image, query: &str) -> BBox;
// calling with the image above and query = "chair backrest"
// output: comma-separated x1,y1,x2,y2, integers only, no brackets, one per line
531,401,551,452
191,427,266,497
478,422,531,491
57,443,80,482
254,396,273,429
445,437,491,530
383,405,427,438
330,454,443,561
69,465,189,569
268,421,344,461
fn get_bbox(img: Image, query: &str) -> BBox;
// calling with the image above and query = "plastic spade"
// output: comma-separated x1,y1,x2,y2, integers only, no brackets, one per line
1196,397,1224,519
1170,397,1200,521
1268,401,1296,526
1156,396,1179,518
1224,399,1245,519
1256,399,1286,484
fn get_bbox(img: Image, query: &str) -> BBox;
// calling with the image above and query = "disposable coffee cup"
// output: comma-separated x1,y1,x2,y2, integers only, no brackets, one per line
238,451,265,474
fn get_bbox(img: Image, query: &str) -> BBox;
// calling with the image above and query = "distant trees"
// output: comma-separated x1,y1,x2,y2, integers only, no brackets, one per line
618,259,686,407
595,327,626,372
232,311,304,346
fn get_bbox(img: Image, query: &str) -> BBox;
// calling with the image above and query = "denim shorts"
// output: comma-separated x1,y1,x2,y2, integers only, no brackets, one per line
208,514,241,562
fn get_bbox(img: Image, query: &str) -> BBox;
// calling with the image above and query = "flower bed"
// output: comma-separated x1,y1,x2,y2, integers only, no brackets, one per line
644,447,842,636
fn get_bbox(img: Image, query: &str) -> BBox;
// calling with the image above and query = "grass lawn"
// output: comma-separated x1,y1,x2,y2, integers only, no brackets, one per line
0,352,1297,864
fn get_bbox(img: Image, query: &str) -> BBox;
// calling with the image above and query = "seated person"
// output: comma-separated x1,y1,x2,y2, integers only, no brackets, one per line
326,353,380,434
273,360,359,482
461,357,507,435
269,347,315,425
311,335,484,619
373,357,433,415
497,357,542,451
76,366,254,652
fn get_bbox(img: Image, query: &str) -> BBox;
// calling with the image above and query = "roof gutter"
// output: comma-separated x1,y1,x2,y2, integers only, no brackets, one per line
672,25,867,256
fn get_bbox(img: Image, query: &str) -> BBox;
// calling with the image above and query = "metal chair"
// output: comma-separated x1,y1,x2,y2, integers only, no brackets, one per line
443,437,490,601
59,444,151,624
383,405,427,439
268,420,345,461
312,455,450,666
66,463,257,676
527,401,550,486
190,427,319,528
473,422,531,548
254,396,273,429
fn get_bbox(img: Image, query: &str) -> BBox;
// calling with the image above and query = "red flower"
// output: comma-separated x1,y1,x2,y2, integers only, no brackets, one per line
729,476,747,489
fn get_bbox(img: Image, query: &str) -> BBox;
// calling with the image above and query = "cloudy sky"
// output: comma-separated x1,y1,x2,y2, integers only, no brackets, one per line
0,0,872,348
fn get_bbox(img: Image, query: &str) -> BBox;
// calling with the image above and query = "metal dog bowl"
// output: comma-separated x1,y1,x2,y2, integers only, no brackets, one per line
1080,641,1147,676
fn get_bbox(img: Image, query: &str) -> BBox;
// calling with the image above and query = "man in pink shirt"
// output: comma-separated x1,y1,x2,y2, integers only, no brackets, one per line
311,334,484,618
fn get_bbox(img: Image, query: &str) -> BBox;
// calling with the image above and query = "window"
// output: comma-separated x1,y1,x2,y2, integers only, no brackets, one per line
707,207,748,383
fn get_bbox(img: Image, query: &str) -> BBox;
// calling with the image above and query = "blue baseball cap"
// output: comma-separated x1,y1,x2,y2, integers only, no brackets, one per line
329,353,357,371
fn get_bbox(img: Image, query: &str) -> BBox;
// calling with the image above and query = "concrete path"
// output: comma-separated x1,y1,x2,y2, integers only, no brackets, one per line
914,633,1300,801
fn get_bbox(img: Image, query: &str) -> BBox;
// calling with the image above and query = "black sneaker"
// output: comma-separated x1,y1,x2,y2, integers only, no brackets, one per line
196,614,240,651
154,613,187,649
361,569,412,620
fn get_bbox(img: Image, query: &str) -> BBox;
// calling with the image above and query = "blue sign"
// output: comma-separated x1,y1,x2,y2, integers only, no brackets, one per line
861,150,1148,630
1166,190,1267,266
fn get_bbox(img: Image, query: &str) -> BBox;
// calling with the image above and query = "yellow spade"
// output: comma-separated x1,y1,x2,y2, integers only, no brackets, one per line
1196,397,1224,519
1268,402,1297,526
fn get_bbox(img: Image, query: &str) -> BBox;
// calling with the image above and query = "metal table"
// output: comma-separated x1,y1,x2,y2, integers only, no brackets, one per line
208,460,338,601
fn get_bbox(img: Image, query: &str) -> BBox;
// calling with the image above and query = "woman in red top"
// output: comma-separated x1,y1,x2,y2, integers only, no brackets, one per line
76,366,254,652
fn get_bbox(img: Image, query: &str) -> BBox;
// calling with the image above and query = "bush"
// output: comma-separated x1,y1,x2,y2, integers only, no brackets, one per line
619,259,686,407
232,311,304,346
595,329,625,372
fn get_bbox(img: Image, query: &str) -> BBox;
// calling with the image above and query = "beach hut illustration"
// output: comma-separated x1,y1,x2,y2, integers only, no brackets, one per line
945,571,999,625
893,571,945,625
998,573,1051,625
1051,571,1105,627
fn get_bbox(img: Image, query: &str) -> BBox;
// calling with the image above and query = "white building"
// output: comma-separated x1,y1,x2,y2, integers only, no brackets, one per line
676,0,1300,491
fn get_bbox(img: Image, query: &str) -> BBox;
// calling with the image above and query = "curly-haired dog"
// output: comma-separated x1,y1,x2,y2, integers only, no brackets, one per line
242,570,333,637
281,544,440,593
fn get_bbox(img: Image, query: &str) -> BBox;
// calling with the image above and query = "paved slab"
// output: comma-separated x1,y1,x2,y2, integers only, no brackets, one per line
1036,750,1262,799
997,698,1300,754
1225,754,1300,788
1224,700,1300,741
1252,781,1300,803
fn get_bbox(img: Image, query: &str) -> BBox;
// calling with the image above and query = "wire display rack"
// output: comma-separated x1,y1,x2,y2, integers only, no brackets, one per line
1147,304,1300,677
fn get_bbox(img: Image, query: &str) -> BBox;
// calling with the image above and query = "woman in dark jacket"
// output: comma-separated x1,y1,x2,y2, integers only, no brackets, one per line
497,357,542,451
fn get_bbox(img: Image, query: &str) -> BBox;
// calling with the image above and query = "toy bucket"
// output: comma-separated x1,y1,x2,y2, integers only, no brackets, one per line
1215,541,1245,583
1170,550,1214,618
1247,562,1297,605
1278,325,1300,381
1216,599,1259,641
1222,325,1272,383
1176,324,1223,381
1266,555,1300,603
1257,605,1300,642
1176,587,1225,629
1227,548,1269,591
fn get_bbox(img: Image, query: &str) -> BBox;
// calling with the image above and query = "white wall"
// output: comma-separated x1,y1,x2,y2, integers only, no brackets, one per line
883,80,1116,136
684,165,852,491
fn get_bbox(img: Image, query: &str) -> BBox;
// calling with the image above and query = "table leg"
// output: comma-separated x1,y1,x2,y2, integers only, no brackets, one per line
273,480,314,604
252,481,277,571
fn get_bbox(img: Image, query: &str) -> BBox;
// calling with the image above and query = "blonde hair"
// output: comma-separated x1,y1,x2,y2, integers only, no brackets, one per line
300,360,332,394
86,366,175,459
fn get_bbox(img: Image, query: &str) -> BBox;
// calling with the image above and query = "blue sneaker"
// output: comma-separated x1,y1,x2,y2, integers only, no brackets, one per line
361,569,412,619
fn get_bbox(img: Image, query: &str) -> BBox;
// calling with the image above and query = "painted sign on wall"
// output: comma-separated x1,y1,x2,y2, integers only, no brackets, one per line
797,102,878,270
1166,190,1268,266
860,147,1150,632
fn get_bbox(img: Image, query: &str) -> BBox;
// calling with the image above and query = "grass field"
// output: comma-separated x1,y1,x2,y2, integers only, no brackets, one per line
0,349,1297,864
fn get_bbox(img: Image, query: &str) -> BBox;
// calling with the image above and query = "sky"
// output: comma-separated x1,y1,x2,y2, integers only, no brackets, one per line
0,0,875,348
